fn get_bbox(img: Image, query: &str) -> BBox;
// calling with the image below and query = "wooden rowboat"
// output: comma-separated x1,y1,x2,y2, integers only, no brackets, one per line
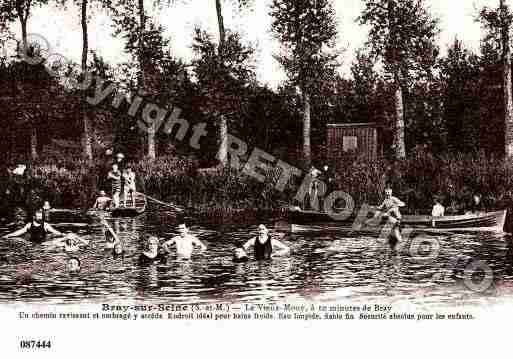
88,192,147,218
285,209,507,233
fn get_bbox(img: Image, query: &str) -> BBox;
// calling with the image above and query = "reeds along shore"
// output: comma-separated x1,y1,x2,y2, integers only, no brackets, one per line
2,150,513,216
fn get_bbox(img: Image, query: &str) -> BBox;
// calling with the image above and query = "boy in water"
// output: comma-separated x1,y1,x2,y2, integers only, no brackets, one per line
431,198,445,217
122,166,136,208
162,222,207,259
93,190,112,210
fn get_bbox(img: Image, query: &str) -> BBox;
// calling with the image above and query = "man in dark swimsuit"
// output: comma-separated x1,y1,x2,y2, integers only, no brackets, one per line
242,224,290,260
107,164,122,208
2,210,63,242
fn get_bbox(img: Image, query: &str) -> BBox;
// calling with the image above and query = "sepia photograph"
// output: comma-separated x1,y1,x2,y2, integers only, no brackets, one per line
1,0,513,357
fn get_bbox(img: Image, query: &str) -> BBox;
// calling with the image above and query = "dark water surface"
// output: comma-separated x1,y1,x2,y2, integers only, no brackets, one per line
1,210,513,306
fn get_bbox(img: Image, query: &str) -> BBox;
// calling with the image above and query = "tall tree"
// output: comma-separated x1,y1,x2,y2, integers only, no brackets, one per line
112,0,166,159
359,0,439,159
439,39,480,154
270,0,339,167
212,0,253,165
1,0,49,160
192,28,255,164
480,1,513,157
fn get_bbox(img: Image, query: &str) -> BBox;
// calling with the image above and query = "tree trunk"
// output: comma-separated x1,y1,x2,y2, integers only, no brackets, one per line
81,0,93,164
393,79,406,159
303,91,312,167
30,125,37,160
137,0,155,160
219,115,228,166
215,0,228,167
216,0,226,48
501,0,513,157
20,19,27,53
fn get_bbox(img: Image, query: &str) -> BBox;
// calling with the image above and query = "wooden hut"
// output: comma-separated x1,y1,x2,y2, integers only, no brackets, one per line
327,122,381,161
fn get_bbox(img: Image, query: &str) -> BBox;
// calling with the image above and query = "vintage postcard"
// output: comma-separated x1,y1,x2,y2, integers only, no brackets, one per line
1,0,512,357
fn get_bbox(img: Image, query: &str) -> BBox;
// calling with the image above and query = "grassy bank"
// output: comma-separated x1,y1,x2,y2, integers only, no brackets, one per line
4,150,513,216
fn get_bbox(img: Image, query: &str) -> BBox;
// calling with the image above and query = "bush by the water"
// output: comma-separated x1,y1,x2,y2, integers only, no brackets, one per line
4,150,513,215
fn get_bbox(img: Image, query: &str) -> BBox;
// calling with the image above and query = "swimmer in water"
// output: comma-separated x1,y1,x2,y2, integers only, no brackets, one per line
242,224,290,260
2,210,63,242
44,232,89,252
112,241,124,257
138,235,167,265
67,257,81,273
162,222,207,259
233,244,249,263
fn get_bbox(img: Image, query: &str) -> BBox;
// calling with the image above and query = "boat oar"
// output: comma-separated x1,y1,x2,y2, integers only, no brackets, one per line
141,193,184,212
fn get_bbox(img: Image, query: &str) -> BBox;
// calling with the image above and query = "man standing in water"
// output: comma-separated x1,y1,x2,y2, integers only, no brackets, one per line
162,222,207,259
242,224,290,260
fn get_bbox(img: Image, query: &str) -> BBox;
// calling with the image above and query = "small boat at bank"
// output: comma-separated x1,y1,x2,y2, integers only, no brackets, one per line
88,192,147,218
110,192,147,217
285,209,507,233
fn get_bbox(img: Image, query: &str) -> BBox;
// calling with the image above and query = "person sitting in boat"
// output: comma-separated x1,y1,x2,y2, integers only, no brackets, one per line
107,163,122,208
2,209,63,242
233,243,249,263
138,235,167,266
122,166,136,208
466,193,484,215
162,222,207,259
431,197,445,227
242,224,290,260
93,190,111,210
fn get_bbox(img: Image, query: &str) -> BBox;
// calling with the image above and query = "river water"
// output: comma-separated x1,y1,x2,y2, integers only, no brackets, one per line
1,210,513,306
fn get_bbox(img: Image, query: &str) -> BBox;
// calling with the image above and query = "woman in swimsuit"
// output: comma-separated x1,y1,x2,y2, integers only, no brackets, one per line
242,224,290,260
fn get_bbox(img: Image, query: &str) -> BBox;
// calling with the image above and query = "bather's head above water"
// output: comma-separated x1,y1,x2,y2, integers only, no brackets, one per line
32,210,44,224
113,242,124,256
67,257,81,273
177,222,189,237
257,224,269,239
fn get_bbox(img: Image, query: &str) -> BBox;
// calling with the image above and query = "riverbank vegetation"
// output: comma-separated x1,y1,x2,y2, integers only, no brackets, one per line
2,1,513,218
2,150,512,219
